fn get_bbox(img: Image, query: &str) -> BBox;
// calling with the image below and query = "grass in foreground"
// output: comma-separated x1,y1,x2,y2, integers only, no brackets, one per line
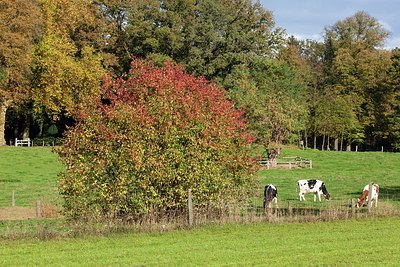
1,216,399,266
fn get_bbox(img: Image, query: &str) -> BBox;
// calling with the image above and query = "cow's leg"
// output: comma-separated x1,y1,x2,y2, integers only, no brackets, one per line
317,193,322,202
273,197,278,208
375,196,378,207
313,193,317,202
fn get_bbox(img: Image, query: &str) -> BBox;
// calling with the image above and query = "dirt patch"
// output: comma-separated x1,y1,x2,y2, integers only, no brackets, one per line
0,207,37,220
0,205,62,220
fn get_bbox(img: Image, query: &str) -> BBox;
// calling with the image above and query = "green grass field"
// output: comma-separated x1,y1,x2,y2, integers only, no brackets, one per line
1,217,400,266
0,147,63,208
2,146,399,209
257,148,400,206
1,146,400,265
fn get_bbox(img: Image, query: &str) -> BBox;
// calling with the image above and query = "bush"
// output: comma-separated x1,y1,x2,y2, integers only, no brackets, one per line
56,59,256,220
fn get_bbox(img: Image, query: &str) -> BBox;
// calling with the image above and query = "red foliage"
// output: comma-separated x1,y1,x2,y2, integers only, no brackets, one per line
58,58,256,219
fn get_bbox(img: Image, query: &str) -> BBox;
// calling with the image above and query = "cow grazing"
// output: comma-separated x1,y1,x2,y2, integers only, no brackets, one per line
263,184,278,208
297,179,330,201
357,183,379,208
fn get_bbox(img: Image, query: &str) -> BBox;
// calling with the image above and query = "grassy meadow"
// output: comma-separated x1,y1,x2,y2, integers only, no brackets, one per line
257,148,400,207
1,217,400,266
1,146,400,265
0,147,63,208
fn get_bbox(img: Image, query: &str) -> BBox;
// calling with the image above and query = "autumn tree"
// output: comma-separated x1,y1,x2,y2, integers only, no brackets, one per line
0,0,42,145
57,58,256,220
31,0,104,123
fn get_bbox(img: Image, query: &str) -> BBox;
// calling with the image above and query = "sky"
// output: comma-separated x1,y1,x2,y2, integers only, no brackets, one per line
260,0,400,49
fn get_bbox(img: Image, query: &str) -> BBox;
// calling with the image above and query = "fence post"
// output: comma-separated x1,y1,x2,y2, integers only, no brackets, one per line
12,191,15,207
351,198,356,217
309,160,312,169
288,201,292,218
36,200,41,218
367,182,373,213
188,189,193,226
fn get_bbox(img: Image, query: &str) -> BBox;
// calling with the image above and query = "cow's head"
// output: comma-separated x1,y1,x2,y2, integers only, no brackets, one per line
356,198,363,208
357,190,369,208
325,192,331,200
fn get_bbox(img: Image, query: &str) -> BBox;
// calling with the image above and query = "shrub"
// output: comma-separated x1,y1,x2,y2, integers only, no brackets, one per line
56,59,256,220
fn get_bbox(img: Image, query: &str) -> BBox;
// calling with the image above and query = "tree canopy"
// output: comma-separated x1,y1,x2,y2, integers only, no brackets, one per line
0,0,42,145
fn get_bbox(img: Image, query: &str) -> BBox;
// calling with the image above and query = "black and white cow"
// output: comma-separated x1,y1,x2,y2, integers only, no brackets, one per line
297,179,330,201
263,184,278,208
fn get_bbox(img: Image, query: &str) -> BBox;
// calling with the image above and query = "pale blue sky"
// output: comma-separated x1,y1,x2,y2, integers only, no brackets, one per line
260,0,400,49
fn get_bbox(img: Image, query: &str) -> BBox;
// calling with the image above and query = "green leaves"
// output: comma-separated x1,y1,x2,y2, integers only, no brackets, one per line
227,58,307,160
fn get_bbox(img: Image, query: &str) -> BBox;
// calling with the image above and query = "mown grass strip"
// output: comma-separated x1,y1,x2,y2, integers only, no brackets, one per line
1,217,399,266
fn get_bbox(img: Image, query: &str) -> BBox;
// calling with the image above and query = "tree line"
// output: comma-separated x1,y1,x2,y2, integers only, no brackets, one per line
1,0,399,157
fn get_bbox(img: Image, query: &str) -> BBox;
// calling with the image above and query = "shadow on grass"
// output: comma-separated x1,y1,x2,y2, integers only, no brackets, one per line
380,186,400,201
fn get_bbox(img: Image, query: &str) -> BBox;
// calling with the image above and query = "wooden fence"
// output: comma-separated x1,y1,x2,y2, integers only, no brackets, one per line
258,156,312,170
0,190,48,220
14,138,31,147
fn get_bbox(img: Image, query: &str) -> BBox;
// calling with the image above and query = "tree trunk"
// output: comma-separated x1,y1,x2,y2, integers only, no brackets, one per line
322,134,325,151
334,138,339,151
346,140,352,151
340,134,344,151
313,126,317,149
304,128,308,148
22,114,30,139
327,135,330,151
0,102,9,146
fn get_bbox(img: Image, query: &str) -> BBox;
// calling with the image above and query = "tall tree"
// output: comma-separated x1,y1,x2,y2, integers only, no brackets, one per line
387,48,400,149
322,11,391,148
226,58,307,162
124,0,283,82
31,0,104,122
0,0,42,145
279,37,326,149
93,0,138,74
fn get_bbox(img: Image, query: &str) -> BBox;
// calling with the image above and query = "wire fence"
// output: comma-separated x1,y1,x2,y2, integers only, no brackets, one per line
1,195,399,234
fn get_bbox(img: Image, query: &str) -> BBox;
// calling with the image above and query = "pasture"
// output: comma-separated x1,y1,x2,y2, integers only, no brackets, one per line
1,217,400,266
1,146,400,265
0,147,63,208
257,148,400,207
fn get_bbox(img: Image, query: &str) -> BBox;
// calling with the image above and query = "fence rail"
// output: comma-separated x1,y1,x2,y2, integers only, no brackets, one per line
257,156,312,170
14,138,31,147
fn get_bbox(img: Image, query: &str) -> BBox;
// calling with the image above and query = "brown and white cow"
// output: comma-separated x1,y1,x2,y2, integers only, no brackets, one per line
297,179,330,202
357,183,379,208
